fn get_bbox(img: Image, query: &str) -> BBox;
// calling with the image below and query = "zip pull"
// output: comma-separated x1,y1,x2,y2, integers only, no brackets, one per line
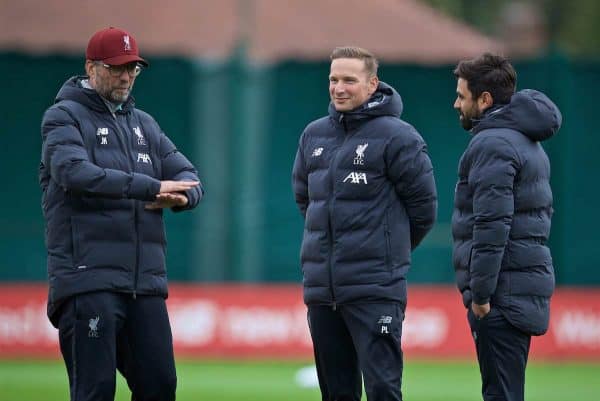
132,291,137,300
332,302,337,311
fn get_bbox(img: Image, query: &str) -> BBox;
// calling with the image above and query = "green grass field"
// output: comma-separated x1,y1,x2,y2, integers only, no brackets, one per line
1,359,598,400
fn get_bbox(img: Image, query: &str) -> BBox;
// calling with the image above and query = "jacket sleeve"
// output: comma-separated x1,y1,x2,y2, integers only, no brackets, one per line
42,106,160,201
292,132,309,218
386,126,437,250
158,132,203,212
468,136,518,305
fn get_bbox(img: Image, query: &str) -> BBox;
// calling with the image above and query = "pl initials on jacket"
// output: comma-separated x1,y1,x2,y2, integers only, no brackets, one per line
452,89,562,335
293,82,437,308
39,76,203,326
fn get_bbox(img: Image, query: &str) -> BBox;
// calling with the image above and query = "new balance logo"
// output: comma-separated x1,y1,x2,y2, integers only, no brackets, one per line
378,315,393,324
97,128,109,145
343,172,368,184
378,315,392,335
137,153,152,164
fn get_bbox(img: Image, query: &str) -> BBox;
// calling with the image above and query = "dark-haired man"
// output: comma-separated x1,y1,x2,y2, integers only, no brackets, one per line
452,53,562,401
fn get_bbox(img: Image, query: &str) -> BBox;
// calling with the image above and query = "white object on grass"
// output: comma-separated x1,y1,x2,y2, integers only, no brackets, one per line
294,365,319,388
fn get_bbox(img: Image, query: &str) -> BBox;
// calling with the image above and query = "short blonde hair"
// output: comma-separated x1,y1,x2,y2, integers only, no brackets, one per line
330,46,379,77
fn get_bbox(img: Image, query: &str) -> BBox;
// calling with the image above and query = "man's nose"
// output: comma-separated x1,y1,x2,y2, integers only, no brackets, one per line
118,69,131,81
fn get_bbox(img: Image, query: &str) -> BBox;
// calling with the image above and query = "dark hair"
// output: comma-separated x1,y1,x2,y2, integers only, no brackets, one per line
330,46,379,77
453,53,516,104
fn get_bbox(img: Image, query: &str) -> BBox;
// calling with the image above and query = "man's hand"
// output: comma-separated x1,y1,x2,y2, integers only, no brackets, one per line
159,180,199,194
471,302,491,319
145,192,189,210
145,180,198,210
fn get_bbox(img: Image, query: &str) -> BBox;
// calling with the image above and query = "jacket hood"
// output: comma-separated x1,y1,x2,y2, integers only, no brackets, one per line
472,89,562,141
328,81,403,124
55,76,135,113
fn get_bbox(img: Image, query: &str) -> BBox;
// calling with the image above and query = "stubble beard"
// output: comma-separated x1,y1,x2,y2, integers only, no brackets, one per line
108,88,130,103
460,105,481,131
93,72,131,104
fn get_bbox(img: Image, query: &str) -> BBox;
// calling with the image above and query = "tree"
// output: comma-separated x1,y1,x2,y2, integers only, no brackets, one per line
420,0,600,58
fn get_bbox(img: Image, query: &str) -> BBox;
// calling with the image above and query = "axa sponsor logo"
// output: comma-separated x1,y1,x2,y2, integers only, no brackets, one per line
343,172,368,184
137,152,152,164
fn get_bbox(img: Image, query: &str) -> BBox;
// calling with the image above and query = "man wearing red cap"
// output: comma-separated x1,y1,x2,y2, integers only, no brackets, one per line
39,27,203,401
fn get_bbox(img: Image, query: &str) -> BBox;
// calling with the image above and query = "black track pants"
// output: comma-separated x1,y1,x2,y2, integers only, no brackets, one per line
58,291,177,401
308,303,404,401
468,307,531,401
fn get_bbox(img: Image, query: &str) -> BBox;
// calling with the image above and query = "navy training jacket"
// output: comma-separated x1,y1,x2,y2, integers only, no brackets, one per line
452,89,562,335
292,82,437,308
40,76,203,326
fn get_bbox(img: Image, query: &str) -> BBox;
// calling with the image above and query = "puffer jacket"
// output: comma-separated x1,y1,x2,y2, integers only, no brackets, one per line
40,76,202,326
452,89,562,335
292,82,437,308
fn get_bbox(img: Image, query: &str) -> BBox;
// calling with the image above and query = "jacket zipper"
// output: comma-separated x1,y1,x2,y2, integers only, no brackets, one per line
112,111,140,299
326,115,351,310
326,214,336,311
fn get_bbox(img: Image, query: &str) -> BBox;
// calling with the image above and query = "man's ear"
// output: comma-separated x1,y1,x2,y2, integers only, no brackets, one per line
368,75,379,95
85,60,95,77
477,91,494,112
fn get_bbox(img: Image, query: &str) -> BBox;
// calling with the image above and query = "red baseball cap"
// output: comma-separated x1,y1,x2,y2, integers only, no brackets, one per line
86,27,148,67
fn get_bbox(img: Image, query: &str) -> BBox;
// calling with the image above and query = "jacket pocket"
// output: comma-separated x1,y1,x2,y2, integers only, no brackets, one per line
468,246,474,269
70,214,135,271
383,219,392,270
71,217,81,267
